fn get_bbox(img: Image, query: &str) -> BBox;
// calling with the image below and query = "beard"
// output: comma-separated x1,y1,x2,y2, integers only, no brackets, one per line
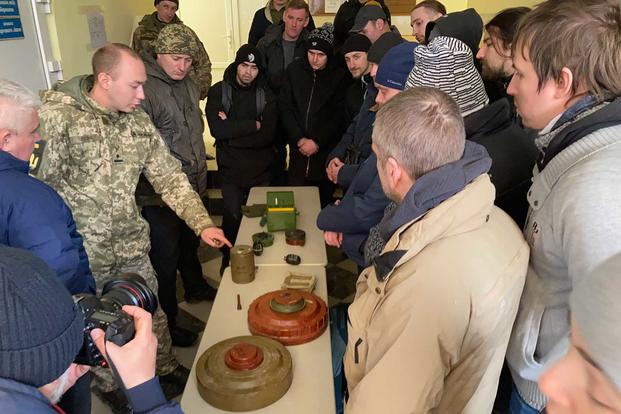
481,62,506,81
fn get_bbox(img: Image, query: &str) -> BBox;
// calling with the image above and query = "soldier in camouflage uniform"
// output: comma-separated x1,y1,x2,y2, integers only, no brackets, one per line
132,0,212,100
34,43,230,411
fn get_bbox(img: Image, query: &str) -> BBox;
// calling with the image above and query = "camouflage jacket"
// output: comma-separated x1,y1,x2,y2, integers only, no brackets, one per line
35,75,214,273
132,12,212,100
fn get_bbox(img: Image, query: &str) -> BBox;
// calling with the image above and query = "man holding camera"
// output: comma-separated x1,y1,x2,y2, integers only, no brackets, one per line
0,245,183,414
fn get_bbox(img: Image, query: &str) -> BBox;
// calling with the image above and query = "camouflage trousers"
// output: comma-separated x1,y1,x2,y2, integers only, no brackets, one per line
90,254,178,393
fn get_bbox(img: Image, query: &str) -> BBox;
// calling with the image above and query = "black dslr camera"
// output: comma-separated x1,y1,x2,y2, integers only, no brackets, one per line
73,273,158,367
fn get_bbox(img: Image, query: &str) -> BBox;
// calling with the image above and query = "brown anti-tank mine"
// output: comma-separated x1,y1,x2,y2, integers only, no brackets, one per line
247,289,328,345
195,335,293,411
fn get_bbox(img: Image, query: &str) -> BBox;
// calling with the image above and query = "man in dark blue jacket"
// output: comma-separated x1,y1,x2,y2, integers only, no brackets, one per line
0,245,183,414
0,79,95,296
0,78,96,414
317,42,416,267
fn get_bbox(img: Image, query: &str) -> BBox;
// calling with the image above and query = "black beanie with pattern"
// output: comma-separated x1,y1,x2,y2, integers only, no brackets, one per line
307,23,335,56
0,245,84,387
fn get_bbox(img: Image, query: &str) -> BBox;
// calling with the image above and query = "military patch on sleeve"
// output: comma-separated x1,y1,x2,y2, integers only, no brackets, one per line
29,140,46,174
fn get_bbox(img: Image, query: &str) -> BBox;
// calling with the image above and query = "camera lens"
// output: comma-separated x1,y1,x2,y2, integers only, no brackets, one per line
101,273,158,314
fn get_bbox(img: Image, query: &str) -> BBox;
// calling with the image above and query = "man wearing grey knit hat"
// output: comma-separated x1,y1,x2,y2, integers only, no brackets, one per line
539,253,621,413
406,35,537,228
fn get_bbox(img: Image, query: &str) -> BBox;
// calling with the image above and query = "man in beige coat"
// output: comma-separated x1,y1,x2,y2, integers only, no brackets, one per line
344,87,529,413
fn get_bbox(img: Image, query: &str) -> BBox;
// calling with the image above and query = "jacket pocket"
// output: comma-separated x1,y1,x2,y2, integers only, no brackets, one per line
354,338,363,364
67,135,103,174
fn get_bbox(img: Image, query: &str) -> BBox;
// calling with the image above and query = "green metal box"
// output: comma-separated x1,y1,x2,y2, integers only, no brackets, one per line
266,191,297,232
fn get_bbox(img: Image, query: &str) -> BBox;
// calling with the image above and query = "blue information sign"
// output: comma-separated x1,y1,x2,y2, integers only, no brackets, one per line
0,17,23,40
0,0,23,40
0,0,20,18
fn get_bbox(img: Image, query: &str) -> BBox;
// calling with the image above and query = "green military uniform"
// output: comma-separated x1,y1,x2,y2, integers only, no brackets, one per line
36,75,215,392
132,12,212,100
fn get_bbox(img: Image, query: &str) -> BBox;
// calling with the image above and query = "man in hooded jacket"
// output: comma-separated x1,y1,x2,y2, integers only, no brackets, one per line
137,24,217,348
344,86,529,413
206,44,278,271
279,23,349,207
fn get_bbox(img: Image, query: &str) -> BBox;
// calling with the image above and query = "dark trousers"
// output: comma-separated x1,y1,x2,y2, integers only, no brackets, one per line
58,372,92,414
141,205,209,326
270,144,288,186
220,181,269,267
288,173,335,208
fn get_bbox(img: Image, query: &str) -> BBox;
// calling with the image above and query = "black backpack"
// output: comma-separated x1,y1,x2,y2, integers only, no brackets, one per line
221,81,267,119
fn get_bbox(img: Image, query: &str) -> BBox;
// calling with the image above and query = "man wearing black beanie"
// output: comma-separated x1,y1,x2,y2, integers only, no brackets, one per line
341,33,372,122
279,23,349,207
206,44,278,273
0,245,184,414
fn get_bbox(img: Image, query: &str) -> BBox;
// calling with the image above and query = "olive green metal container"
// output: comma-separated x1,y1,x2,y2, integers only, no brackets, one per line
231,245,255,284
266,191,297,232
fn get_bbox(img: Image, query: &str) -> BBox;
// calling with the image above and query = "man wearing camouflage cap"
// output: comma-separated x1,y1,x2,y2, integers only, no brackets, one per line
132,0,212,100
136,24,216,349
35,42,231,412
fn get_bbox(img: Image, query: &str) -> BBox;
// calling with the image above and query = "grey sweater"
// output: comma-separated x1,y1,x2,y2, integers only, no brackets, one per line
506,118,621,409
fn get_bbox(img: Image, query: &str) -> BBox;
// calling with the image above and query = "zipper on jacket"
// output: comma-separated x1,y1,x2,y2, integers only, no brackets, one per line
354,338,363,364
304,72,316,178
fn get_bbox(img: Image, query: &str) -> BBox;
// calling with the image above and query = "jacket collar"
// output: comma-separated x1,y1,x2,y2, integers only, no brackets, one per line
0,377,54,410
44,75,122,123
0,150,29,174
374,173,495,283
537,96,621,170
463,98,511,139
374,140,492,281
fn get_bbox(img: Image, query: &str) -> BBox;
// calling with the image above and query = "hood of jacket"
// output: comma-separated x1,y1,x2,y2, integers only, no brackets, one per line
43,76,133,123
138,11,182,31
427,8,483,57
43,75,96,112
464,97,512,138
0,149,29,174
374,140,492,279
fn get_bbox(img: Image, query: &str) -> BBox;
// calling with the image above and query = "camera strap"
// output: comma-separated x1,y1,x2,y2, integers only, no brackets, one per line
103,335,134,412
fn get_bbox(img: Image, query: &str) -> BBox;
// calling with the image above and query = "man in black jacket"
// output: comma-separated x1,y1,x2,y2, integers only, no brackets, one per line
206,44,278,271
406,36,537,228
137,24,219,348
257,0,311,186
279,23,349,207
476,7,531,108
333,0,391,50
248,0,315,46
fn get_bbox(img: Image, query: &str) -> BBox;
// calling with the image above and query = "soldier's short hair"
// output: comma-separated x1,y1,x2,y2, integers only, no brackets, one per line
373,87,465,180
0,79,41,132
513,0,621,100
285,0,310,18
92,43,141,80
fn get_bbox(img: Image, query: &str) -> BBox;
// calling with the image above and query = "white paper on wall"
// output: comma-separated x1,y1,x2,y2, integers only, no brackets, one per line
87,11,107,49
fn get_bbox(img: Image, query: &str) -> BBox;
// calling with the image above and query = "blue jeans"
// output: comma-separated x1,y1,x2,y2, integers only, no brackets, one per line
510,385,541,414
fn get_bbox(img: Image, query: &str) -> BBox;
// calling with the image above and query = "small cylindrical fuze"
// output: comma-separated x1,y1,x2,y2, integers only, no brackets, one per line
231,245,255,284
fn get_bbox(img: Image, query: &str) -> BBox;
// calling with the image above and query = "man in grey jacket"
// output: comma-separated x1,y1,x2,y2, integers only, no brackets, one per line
504,1,621,413
137,24,217,348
